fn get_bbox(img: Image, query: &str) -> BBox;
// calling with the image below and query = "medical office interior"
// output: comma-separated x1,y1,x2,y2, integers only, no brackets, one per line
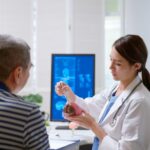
0,0,150,149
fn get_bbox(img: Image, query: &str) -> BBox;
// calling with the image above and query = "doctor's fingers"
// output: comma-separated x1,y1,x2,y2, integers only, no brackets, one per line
68,113,91,123
80,112,96,125
71,116,94,128
55,83,66,94
55,82,69,91
56,81,67,88
55,85,63,95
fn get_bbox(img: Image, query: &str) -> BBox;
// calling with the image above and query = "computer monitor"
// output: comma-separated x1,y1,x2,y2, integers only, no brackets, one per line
50,54,95,121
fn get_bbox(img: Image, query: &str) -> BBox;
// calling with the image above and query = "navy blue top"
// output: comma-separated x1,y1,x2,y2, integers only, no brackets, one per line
0,82,50,150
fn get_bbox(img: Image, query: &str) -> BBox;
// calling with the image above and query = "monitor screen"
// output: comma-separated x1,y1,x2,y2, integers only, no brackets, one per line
50,54,95,121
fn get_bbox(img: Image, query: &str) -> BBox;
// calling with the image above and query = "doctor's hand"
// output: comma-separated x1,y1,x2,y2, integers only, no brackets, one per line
64,112,96,129
55,81,76,102
65,112,107,140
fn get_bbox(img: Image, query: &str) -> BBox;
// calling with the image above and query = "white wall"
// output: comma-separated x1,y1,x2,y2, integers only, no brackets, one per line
123,0,150,70
0,0,35,90
0,0,32,43
73,0,105,92
35,0,67,113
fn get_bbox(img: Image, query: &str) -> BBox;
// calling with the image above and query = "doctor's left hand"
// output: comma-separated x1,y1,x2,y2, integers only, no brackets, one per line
65,112,107,140
65,112,96,129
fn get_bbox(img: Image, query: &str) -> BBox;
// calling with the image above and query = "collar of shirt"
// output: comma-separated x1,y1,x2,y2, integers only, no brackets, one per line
0,82,10,92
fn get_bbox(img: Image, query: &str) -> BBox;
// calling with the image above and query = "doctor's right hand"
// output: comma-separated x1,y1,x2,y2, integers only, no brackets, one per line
55,81,76,102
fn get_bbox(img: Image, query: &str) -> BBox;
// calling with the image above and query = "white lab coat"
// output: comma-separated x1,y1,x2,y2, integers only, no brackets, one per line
75,76,150,150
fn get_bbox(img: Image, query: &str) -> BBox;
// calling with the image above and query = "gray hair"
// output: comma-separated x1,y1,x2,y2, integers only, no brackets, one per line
0,34,31,81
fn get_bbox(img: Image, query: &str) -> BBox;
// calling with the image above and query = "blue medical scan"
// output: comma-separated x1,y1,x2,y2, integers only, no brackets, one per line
50,54,95,121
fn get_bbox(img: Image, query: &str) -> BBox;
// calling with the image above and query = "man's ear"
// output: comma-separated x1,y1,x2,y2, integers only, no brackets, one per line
13,66,23,84
134,63,142,71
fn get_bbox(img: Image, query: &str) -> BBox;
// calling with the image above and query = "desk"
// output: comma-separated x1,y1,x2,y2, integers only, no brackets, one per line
49,139,79,150
48,122,94,150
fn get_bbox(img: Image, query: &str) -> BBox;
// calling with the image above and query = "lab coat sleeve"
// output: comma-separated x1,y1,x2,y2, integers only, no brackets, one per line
74,89,108,121
100,98,150,150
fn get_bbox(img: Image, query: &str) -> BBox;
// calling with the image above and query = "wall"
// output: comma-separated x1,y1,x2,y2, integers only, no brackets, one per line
123,0,150,70
0,0,35,90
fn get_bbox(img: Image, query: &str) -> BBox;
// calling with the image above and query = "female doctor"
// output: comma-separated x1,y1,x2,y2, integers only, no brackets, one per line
55,34,150,150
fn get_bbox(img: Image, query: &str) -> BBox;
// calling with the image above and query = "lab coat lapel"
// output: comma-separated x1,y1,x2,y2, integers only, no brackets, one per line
98,85,118,122
101,93,123,123
101,76,141,124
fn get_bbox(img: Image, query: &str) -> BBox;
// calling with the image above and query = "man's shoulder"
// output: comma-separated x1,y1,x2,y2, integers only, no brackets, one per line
0,90,39,111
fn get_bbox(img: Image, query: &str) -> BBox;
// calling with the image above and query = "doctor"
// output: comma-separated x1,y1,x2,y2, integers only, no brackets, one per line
55,34,150,150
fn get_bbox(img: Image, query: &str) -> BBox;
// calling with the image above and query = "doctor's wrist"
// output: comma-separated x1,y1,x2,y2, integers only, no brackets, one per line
64,90,76,102
91,121,107,141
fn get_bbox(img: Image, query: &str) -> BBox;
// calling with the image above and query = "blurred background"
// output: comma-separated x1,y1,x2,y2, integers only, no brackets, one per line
0,0,149,114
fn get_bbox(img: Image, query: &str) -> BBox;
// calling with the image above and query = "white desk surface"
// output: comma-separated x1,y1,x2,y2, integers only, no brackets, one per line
49,139,79,150
48,122,94,146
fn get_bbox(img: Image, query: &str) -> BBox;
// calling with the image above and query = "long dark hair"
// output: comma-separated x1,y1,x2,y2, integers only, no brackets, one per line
113,34,150,91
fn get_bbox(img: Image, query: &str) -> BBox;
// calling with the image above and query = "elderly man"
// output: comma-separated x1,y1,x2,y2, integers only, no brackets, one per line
0,34,50,150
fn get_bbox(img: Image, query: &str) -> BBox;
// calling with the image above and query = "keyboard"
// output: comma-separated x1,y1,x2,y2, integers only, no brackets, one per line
55,125,88,130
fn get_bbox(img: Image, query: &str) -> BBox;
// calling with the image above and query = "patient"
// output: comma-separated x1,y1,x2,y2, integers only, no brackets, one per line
0,34,50,150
